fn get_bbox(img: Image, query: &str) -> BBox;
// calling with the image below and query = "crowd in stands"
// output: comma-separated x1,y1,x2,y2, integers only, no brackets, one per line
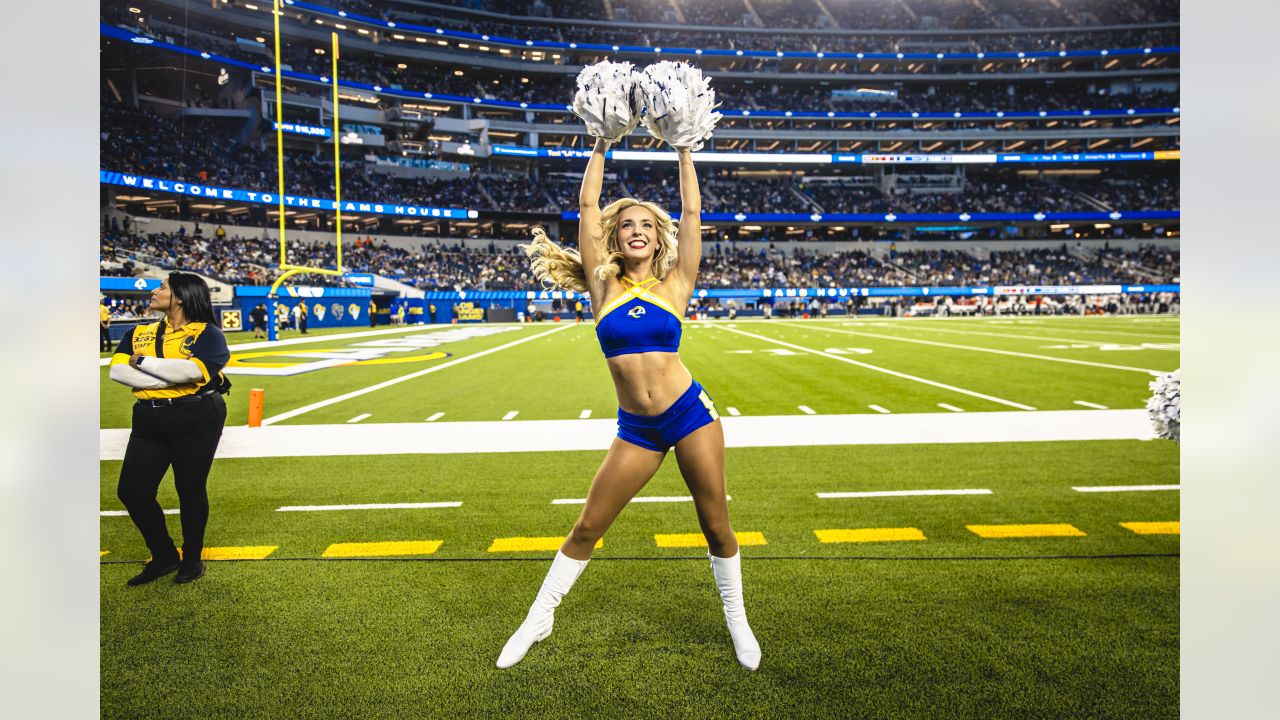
102,216,1178,292
102,100,1178,216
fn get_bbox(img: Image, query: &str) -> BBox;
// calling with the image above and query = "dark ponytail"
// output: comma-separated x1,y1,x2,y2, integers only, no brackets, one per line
168,272,216,323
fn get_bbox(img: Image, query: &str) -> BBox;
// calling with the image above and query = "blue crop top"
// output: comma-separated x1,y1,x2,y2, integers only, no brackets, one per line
594,276,683,358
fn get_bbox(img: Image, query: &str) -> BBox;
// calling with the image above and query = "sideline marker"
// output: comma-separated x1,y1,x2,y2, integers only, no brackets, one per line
248,388,265,427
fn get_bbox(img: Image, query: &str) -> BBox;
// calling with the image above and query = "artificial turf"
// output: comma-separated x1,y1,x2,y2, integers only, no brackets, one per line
99,316,1180,428
100,440,1178,718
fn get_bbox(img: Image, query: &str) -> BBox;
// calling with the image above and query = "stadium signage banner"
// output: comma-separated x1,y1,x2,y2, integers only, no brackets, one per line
100,277,160,292
413,285,1178,302
499,145,1178,165
561,209,1178,223
100,170,478,220
273,122,331,138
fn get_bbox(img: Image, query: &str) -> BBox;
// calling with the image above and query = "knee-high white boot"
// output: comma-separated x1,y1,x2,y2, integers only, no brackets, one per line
709,550,761,670
496,550,589,668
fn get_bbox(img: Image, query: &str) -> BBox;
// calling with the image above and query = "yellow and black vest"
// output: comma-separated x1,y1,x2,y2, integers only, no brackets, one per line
110,319,231,400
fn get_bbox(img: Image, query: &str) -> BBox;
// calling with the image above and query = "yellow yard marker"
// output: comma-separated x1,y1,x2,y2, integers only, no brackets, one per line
488,537,602,552
198,546,279,561
966,524,1085,539
323,540,443,558
100,550,109,557
654,531,767,548
1120,521,1180,535
814,528,926,544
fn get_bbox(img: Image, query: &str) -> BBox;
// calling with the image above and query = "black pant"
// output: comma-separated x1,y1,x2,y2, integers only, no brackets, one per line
117,394,227,564
101,325,112,352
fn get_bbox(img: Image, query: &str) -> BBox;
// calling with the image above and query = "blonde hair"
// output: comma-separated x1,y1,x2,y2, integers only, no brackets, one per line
520,198,679,293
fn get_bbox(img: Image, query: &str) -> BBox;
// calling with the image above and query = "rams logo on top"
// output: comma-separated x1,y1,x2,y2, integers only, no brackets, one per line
628,306,646,319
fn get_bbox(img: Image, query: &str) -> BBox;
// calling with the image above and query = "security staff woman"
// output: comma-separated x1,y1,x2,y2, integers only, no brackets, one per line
109,272,231,586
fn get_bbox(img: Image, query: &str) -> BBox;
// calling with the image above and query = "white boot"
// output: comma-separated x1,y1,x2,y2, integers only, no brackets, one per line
709,550,761,670
496,550,589,668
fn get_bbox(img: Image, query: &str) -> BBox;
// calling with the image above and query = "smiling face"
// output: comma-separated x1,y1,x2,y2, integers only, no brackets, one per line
616,204,660,264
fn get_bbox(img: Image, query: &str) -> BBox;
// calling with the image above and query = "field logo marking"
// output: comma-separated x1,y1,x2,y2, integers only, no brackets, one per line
224,325,519,377
717,325,1036,411
260,324,574,425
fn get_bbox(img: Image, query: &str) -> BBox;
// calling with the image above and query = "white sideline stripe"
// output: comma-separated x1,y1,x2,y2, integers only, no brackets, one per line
426,412,445,422
276,502,462,512
1072,484,1180,493
726,406,741,416
1073,400,1109,409
100,509,178,516
798,405,817,415
818,489,992,499
795,323,1165,375
97,325,446,365
718,325,1037,411
937,403,965,413
868,405,891,414
100,410,1155,459
551,495,732,505
579,409,592,419
347,413,372,423
259,324,574,425
502,411,519,421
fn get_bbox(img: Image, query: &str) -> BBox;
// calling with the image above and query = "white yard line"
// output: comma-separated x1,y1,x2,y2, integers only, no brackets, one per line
347,413,372,423
101,409,1155,459
259,324,574,426
1073,400,1109,409
937,403,965,413
868,405,891,414
100,509,178,516
551,495,731,505
579,409,592,419
978,323,1180,340
726,406,741,416
817,489,992,499
798,405,817,415
1072,484,1180,493
901,324,1179,350
795,323,1165,375
717,325,1037,411
502,411,520,421
426,412,445,422
276,502,462,511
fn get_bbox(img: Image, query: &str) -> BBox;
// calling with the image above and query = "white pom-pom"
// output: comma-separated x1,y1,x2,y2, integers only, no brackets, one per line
1146,369,1180,443
636,61,722,151
571,60,642,142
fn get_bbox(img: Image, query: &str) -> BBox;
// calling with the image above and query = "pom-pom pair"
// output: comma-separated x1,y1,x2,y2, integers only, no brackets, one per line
571,60,722,151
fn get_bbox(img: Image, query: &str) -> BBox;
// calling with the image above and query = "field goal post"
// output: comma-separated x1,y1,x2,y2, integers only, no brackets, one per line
267,0,347,340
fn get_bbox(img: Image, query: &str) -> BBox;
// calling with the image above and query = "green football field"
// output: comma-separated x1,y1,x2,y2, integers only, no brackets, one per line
99,315,1180,719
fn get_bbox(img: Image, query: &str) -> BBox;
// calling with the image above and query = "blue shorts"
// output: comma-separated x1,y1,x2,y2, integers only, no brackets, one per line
617,380,720,453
